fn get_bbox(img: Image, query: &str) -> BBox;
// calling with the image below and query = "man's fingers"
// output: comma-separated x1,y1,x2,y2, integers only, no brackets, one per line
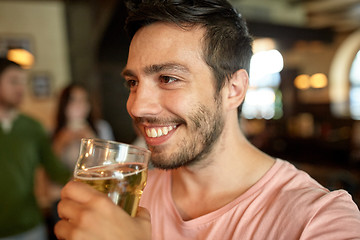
136,207,151,221
57,198,83,221
61,180,103,204
135,207,152,239
59,181,121,222
54,219,76,240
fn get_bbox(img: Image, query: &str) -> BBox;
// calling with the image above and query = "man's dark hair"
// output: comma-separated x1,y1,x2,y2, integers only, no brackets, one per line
124,0,253,94
0,57,21,79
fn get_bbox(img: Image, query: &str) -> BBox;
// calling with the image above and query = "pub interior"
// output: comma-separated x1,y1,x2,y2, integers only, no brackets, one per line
0,0,359,232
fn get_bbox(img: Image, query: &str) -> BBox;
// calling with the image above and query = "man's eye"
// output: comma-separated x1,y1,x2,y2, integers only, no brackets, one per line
160,76,178,84
125,80,138,89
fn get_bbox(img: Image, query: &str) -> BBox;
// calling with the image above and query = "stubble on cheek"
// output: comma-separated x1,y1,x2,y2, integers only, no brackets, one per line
150,101,224,170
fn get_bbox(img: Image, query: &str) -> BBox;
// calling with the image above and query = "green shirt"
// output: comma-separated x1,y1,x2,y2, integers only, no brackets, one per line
0,114,71,237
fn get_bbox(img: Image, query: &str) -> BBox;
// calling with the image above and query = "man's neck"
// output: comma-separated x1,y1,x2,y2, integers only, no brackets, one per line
0,105,19,133
0,104,18,120
170,119,275,220
0,104,15,117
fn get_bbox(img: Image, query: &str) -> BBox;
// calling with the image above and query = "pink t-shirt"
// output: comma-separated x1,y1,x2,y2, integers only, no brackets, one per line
140,159,360,239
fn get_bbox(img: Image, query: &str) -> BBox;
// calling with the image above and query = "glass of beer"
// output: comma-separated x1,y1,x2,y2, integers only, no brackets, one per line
74,138,151,217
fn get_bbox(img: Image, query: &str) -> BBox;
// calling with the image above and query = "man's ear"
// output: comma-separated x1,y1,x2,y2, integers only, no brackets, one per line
225,69,248,110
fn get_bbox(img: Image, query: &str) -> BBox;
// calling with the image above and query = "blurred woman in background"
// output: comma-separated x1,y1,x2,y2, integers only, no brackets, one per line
52,83,114,169
46,84,114,239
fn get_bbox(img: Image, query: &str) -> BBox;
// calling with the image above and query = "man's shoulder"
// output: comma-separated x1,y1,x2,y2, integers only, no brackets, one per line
16,114,46,133
270,159,328,198
238,160,360,238
17,113,42,126
267,160,358,217
273,159,325,189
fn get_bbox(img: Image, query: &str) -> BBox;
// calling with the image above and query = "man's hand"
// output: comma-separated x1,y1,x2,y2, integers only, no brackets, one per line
54,181,151,240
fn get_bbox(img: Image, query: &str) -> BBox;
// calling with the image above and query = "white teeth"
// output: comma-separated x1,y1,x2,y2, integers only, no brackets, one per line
146,128,151,137
151,128,157,137
145,125,177,138
162,127,168,135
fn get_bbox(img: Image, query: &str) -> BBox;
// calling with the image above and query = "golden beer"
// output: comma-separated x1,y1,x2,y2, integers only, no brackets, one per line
75,163,147,217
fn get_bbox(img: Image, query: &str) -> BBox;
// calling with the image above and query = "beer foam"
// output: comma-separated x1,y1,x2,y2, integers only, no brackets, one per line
75,163,147,180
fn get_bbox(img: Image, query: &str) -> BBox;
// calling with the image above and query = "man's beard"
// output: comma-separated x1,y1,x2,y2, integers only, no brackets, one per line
0,98,20,111
135,97,225,170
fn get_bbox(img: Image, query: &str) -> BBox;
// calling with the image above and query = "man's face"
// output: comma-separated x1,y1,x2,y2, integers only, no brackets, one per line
0,66,26,109
124,23,225,169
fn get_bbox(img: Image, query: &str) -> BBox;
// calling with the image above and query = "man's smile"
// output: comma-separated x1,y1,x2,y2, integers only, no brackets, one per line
142,124,179,146
145,125,177,138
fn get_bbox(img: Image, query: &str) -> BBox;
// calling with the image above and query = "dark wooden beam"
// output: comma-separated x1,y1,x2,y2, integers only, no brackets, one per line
247,20,334,49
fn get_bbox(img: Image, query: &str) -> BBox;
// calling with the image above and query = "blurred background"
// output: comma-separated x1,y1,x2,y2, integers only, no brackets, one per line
0,0,359,206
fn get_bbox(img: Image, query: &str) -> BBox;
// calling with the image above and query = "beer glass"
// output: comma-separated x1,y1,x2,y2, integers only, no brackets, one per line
74,138,151,217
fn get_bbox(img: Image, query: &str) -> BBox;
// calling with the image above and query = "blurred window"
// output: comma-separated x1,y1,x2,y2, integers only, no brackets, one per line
350,50,360,120
242,40,283,120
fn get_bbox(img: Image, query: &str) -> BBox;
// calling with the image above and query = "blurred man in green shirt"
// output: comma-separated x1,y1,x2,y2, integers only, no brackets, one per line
0,57,71,240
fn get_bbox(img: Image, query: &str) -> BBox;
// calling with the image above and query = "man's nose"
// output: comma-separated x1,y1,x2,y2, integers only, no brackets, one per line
127,82,162,118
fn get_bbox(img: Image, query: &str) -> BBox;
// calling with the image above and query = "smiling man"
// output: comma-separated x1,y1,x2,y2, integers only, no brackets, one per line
124,24,227,170
55,1,360,239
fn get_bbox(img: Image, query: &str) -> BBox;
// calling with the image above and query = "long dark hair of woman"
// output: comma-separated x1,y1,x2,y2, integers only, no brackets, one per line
53,84,98,139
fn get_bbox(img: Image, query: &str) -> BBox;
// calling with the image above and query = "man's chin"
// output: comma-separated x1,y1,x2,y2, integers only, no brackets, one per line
151,160,183,170
150,151,200,170
150,152,182,170
3,102,20,110
150,153,171,169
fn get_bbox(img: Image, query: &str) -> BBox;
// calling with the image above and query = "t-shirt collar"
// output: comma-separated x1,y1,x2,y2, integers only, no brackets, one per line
0,110,19,133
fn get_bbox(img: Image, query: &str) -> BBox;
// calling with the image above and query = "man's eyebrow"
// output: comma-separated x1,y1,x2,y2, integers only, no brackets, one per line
122,63,190,78
121,69,135,78
144,63,190,75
